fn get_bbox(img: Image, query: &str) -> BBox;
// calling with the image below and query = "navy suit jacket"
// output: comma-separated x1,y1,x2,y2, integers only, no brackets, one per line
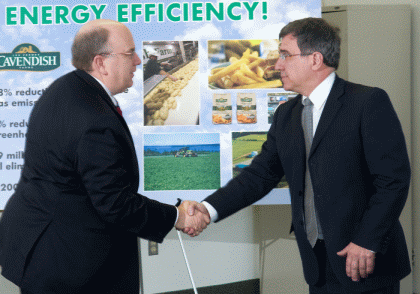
204,76,411,291
0,70,177,293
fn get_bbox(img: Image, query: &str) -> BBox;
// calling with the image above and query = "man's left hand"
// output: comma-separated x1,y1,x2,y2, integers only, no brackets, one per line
337,242,375,282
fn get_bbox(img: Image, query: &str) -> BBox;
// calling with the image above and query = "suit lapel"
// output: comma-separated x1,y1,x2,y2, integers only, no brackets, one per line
74,70,136,150
309,76,345,159
75,69,117,112
289,95,306,184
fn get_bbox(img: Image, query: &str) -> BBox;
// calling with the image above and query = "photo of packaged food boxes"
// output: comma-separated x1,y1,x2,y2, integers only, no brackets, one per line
212,93,232,124
237,93,257,124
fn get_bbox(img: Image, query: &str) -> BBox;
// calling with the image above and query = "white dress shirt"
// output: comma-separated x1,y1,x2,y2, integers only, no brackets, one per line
305,72,336,136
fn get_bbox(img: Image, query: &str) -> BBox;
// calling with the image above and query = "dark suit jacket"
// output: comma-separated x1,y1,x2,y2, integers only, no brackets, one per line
204,76,411,292
0,70,177,293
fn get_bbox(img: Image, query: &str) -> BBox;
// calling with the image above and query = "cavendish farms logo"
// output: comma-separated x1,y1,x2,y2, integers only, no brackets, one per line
0,44,60,72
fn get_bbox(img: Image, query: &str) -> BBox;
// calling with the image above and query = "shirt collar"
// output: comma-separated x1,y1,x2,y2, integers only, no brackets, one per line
303,72,336,110
90,75,119,106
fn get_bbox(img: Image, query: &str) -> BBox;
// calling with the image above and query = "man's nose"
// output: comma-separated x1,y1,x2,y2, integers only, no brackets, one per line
134,53,141,66
274,57,284,71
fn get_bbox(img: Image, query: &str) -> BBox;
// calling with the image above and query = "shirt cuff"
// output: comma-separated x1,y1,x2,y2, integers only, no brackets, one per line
202,201,218,223
174,206,179,227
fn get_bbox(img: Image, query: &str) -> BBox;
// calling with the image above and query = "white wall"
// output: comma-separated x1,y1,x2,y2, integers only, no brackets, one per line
256,205,307,293
322,0,420,293
140,204,308,294
139,206,261,293
0,263,18,294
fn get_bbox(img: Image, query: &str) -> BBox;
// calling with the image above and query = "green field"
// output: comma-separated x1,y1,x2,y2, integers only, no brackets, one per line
232,133,288,188
232,133,267,164
144,153,221,191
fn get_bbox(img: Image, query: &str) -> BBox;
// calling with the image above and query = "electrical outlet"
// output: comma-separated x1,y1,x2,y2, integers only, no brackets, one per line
148,241,158,256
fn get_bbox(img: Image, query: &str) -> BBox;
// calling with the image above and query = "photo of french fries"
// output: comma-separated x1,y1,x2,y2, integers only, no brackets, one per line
208,40,282,90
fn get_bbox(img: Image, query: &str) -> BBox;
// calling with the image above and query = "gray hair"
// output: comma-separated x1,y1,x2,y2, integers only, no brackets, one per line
280,17,340,69
71,27,110,72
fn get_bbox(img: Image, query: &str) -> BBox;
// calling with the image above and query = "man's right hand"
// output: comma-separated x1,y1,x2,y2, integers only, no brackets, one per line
175,201,210,237
169,75,178,81
181,202,210,237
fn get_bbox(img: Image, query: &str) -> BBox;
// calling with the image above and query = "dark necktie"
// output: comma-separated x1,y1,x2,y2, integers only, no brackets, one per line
302,97,321,247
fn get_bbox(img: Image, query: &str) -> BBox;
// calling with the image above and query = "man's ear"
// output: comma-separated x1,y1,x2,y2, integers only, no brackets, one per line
92,55,108,75
311,52,324,70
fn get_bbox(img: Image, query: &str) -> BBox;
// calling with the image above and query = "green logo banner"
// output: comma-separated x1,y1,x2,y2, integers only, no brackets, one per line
0,44,60,72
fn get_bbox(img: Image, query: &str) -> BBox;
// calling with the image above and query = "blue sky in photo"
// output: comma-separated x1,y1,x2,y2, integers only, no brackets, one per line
144,132,220,146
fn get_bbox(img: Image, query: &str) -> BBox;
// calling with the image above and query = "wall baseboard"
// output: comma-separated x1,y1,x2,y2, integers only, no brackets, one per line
156,279,260,294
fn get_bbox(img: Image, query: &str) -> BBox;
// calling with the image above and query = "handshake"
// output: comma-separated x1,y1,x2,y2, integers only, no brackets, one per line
175,201,211,237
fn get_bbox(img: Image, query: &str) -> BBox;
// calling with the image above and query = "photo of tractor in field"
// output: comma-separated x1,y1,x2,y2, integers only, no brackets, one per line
174,147,198,157
143,133,221,191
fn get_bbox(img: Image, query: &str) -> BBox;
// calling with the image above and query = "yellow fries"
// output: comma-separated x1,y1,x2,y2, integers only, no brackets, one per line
209,45,281,89
208,58,250,84
248,58,264,69
233,71,258,85
233,80,283,89
211,67,224,75
256,66,264,78
240,64,266,83
229,57,239,63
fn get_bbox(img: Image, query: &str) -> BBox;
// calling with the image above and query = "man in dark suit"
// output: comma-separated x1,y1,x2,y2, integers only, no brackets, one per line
188,18,411,293
0,19,208,294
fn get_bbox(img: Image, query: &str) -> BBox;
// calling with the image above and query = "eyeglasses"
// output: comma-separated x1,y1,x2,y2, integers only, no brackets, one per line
278,52,312,60
99,51,137,59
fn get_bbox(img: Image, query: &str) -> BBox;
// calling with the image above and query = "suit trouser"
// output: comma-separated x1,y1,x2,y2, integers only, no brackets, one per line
310,240,400,294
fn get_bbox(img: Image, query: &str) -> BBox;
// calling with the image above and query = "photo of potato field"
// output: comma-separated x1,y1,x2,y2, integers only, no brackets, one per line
232,132,288,189
143,133,221,191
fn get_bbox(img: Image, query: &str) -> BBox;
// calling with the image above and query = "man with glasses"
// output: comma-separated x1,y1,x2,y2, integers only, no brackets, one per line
188,17,410,293
0,19,209,294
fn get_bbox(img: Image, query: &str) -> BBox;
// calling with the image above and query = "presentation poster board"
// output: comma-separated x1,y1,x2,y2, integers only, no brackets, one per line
0,0,321,209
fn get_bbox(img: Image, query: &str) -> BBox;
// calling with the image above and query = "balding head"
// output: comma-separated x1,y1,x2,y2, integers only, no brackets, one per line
73,19,141,95
71,19,126,71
